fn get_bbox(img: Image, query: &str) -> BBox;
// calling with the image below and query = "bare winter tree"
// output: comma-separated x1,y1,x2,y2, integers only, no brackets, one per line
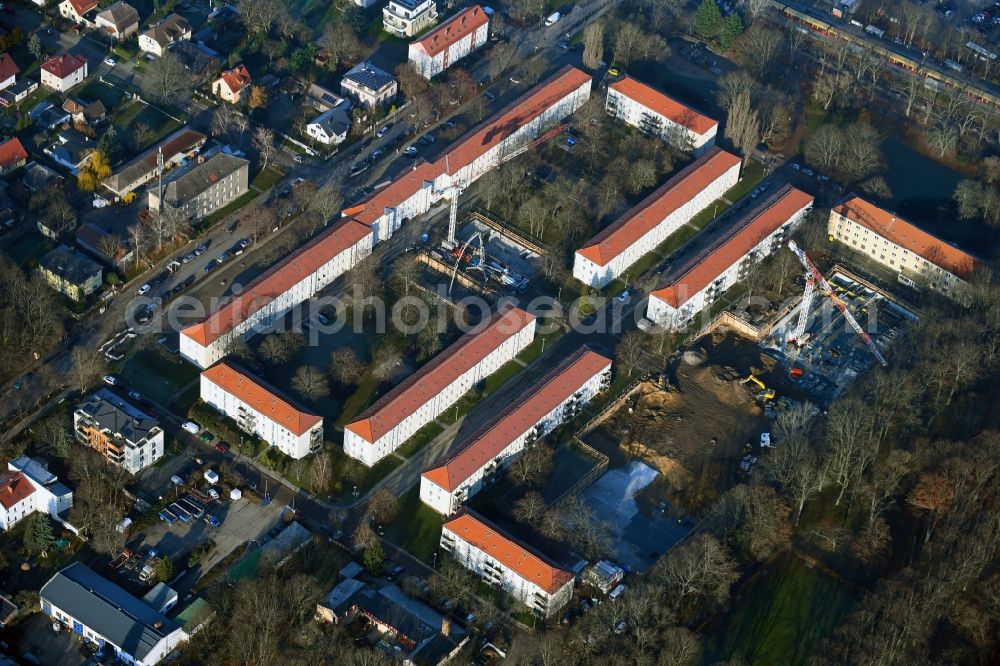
143,52,192,106
582,21,605,69
291,366,330,401
252,127,276,172
329,348,365,385
723,87,761,165
506,444,554,487
511,491,547,524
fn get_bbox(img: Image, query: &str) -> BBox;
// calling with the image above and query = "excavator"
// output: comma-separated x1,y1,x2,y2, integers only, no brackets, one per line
741,374,776,401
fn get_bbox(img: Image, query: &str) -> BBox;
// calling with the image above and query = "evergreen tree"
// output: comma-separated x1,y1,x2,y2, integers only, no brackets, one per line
24,514,53,556
694,0,723,39
363,541,385,575
720,13,744,50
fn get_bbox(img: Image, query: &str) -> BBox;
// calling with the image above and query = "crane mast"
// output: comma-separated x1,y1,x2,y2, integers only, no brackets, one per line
787,240,888,368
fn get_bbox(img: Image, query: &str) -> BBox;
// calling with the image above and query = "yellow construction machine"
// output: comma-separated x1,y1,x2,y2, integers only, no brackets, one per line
742,374,776,401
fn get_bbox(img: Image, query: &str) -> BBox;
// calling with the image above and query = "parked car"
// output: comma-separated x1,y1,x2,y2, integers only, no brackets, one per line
215,442,230,453
376,124,391,138
207,488,220,500
104,57,116,67
404,146,418,157
483,90,497,101
182,421,201,434
194,243,209,255
102,375,118,386
239,237,252,249
293,154,305,164
199,431,215,443
127,390,142,400
181,253,196,264
137,283,150,295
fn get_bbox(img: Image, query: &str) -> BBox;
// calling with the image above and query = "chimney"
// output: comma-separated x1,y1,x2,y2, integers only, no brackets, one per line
440,617,450,637
154,621,162,630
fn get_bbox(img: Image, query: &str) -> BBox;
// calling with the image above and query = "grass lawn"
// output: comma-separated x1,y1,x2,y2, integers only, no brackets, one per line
4,231,55,268
384,486,443,564
516,327,565,366
251,166,284,191
396,422,445,458
481,358,525,396
725,159,767,202
76,79,128,112
201,191,258,227
704,554,855,666
439,391,481,426
337,373,380,427
133,105,183,143
119,346,200,405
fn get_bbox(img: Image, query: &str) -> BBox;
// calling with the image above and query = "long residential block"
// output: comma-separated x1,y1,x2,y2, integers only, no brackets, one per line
573,147,741,288
828,196,978,301
441,512,574,618
344,307,536,467
606,75,718,155
41,562,187,666
179,219,373,368
408,5,489,79
647,186,814,330
421,348,612,516
200,361,324,459
343,65,592,242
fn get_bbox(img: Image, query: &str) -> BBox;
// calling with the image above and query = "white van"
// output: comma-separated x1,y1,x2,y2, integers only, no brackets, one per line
609,584,626,599
181,421,201,434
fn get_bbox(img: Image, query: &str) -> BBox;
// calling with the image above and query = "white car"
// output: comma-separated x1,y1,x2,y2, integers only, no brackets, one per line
181,421,201,434
207,488,220,500
137,283,150,295
104,57,117,67
102,375,118,386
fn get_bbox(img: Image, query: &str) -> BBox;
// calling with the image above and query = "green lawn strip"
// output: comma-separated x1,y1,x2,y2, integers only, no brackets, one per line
704,554,855,666
384,486,443,564
200,191,258,227
516,327,565,366
120,347,199,405
337,374,379,427
439,391,481,426
358,456,402,494
725,159,766,202
396,422,445,459
480,358,526,396
251,166,284,191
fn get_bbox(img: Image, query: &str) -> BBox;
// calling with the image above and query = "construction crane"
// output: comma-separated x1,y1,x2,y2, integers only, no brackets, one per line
787,240,888,368
448,231,487,295
439,123,571,245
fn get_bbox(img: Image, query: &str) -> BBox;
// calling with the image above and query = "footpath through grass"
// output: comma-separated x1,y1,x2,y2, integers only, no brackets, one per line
704,553,855,666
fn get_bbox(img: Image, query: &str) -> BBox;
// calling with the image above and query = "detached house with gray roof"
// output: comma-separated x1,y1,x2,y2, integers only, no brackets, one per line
95,1,140,40
139,14,191,56
147,153,249,223
341,61,397,110
38,246,101,301
40,562,188,665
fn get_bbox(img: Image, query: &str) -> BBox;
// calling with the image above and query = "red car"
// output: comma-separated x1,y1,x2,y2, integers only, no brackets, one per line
215,442,230,454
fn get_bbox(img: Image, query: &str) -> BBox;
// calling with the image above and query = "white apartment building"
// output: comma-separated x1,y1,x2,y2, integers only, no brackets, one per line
647,186,814,330
383,0,438,38
606,75,718,155
180,219,373,368
828,196,978,301
421,348,612,516
0,457,74,533
408,5,489,79
73,389,164,474
441,512,574,618
346,65,592,243
200,361,324,459
41,563,188,666
573,147,741,288
344,307,536,467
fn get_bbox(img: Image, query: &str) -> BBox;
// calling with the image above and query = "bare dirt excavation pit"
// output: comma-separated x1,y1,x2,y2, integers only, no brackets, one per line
586,331,776,512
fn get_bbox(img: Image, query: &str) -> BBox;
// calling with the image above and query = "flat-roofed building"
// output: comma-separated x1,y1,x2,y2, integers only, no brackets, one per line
421,348,611,515
383,0,438,38
828,196,979,300
180,219,373,368
200,361,323,459
441,512,574,618
345,307,536,467
647,186,814,330
73,389,164,474
606,75,718,155
408,5,489,79
574,147,741,288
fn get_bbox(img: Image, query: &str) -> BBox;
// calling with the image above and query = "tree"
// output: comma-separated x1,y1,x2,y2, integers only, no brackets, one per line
291,366,330,401
654,533,738,619
804,124,845,175
693,0,722,39
329,348,365,385
77,150,112,192
321,23,363,72
907,470,955,542
371,339,402,382
612,21,644,66
259,335,289,365
488,42,517,81
719,13,743,50
367,489,399,525
70,344,103,388
582,21,605,70
734,24,782,76
144,52,192,106
723,87,760,165
616,330,646,377
157,556,175,581
762,436,824,525
28,33,42,61
390,253,421,296
252,127,276,172
248,85,268,111
24,513,53,556
627,159,657,194
289,44,317,72
507,444,554,487
363,540,385,574
706,484,792,561
511,491,547,524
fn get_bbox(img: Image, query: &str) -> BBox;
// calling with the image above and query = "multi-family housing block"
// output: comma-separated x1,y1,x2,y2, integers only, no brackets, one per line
647,186,815,330
345,307,536,467
573,147,741,288
828,196,978,300
180,219,373,368
73,389,164,474
441,512,574,618
407,5,489,79
606,75,718,155
383,0,438,38
343,65,592,243
340,61,398,110
200,361,324,459
147,153,248,222
38,245,103,302
0,457,74,532
421,348,612,515
41,563,187,666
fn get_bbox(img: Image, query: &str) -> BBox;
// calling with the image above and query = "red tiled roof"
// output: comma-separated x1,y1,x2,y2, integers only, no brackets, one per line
218,64,251,94
42,53,87,80
832,196,978,280
346,307,536,444
413,5,489,58
443,512,574,595
609,75,717,135
423,348,611,492
202,361,322,436
346,66,590,227
0,53,19,81
651,186,814,309
0,137,28,169
0,471,35,510
181,219,372,347
69,0,98,16
577,147,740,266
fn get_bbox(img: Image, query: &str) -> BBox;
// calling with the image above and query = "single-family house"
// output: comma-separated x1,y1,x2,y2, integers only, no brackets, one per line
4,456,75,534
0,78,38,107
59,0,98,25
305,83,346,112
0,137,28,175
22,162,64,193
306,106,351,145
77,222,133,267
213,64,251,104
341,61,397,110
41,54,88,93
95,2,140,40
44,129,95,174
139,14,191,56
38,246,102,301
63,98,106,125
0,53,18,91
